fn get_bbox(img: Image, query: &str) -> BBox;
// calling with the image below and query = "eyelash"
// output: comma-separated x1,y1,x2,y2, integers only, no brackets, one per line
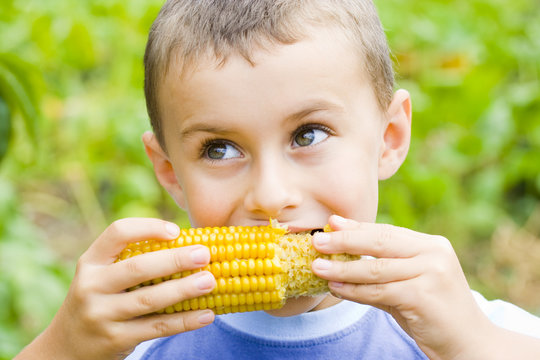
198,138,237,160
291,123,334,145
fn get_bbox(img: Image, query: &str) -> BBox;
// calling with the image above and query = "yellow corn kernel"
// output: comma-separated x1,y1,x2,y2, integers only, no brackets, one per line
230,260,240,277
206,295,215,309
239,261,248,276
247,259,256,275
210,262,221,278
232,277,242,293
190,298,199,310
221,261,230,278
258,259,267,275
242,277,250,292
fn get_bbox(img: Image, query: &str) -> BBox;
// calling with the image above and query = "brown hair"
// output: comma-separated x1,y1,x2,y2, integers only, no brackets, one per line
144,0,394,149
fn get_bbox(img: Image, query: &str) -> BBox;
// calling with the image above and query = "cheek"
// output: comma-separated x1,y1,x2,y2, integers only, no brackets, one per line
315,148,380,222
181,175,240,227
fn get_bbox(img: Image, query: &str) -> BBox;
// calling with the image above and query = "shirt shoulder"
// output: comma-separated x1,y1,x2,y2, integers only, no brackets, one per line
472,290,540,338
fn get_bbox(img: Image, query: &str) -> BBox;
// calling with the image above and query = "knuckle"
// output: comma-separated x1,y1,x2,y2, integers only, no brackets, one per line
172,251,186,272
108,219,125,235
179,314,190,332
80,302,103,326
106,218,137,238
125,259,145,281
425,254,450,280
70,274,98,305
105,324,125,350
369,283,385,301
432,253,448,271
367,259,385,281
135,293,156,315
433,235,453,253
72,283,92,305
336,230,352,250
152,318,175,337
375,224,393,253
74,258,90,278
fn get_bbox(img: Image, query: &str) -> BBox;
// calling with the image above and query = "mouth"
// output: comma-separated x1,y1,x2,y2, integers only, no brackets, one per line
276,224,325,235
255,219,326,235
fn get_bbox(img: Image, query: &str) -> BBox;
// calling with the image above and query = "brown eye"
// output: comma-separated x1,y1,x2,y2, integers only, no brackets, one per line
207,144,227,159
294,129,316,146
292,127,329,148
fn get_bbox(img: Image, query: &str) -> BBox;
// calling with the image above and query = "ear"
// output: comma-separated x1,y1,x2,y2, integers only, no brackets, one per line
142,131,186,209
378,89,412,180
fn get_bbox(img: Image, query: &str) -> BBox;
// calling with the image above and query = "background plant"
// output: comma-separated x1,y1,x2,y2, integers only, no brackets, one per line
0,0,539,358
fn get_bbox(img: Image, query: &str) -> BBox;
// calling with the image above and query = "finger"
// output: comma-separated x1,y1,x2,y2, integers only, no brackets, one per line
313,217,426,258
107,309,214,351
327,280,411,309
128,309,215,344
112,271,216,319
103,245,211,292
312,257,421,284
83,218,181,265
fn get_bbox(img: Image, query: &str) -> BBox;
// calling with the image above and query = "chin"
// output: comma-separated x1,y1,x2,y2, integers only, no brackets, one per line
264,295,332,317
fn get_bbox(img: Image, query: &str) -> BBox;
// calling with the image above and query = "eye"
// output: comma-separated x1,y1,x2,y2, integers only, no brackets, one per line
202,141,242,160
292,125,330,148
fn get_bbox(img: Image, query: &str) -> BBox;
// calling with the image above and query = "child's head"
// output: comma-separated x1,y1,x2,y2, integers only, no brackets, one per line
143,0,412,316
144,0,395,150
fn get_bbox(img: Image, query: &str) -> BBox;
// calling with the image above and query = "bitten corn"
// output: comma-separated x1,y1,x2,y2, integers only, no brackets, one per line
117,223,358,315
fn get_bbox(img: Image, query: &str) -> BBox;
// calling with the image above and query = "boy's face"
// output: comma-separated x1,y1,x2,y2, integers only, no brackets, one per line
146,27,411,316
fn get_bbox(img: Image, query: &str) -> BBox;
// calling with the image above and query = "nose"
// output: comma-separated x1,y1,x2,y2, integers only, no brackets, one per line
243,157,302,218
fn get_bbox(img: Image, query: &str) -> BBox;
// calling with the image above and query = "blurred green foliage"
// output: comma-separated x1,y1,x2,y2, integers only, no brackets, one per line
0,0,539,358
377,0,540,296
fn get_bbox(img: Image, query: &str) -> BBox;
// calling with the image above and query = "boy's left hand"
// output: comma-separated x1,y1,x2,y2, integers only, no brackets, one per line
311,215,494,360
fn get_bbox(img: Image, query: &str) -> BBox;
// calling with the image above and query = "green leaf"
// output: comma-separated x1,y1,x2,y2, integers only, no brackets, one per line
0,97,10,163
0,54,40,144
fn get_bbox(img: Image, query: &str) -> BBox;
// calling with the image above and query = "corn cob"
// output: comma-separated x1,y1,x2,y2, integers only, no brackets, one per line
116,223,358,315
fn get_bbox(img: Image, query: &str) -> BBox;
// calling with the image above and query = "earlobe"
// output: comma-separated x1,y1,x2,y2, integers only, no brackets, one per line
142,131,186,209
378,89,412,180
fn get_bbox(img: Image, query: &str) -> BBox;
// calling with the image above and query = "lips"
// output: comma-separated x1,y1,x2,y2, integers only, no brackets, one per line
278,225,324,234
245,219,325,234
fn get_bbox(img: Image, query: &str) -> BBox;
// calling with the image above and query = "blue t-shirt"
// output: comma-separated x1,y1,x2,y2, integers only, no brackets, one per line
126,292,540,360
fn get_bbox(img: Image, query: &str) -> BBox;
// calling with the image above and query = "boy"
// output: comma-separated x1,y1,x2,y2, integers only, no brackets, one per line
16,0,540,359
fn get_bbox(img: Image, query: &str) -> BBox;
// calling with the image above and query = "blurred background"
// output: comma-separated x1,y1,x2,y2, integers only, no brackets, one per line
0,0,539,357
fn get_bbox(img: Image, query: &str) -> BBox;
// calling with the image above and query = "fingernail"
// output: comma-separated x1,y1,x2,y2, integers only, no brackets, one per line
198,311,214,325
313,232,330,247
194,273,214,290
165,222,180,238
313,258,332,271
190,247,210,265
329,281,344,288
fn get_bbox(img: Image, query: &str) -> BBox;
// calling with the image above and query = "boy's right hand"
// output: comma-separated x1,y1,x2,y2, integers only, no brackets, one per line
16,218,216,360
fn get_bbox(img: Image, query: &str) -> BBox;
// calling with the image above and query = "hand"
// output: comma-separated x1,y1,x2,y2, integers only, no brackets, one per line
16,218,216,360
311,215,494,360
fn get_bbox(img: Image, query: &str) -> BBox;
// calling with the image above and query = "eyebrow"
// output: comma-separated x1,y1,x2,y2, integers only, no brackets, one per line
180,122,234,139
284,99,345,124
179,99,345,139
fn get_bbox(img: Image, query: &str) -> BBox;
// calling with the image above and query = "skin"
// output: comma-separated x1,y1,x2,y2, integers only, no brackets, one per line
16,27,540,360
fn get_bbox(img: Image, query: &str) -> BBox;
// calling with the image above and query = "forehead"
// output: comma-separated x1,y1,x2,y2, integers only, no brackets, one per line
169,26,366,82
158,27,376,133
